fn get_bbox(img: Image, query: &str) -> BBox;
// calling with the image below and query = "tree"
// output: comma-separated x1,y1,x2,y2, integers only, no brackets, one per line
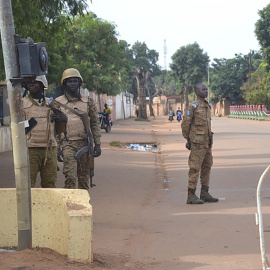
152,70,182,96
0,0,89,80
134,68,150,119
170,42,209,108
55,14,129,95
255,4,270,69
209,53,254,103
128,42,162,118
241,62,270,107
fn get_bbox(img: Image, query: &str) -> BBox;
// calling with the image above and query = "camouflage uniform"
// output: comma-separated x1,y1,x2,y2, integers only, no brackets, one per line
55,93,101,190
23,95,63,188
181,98,213,189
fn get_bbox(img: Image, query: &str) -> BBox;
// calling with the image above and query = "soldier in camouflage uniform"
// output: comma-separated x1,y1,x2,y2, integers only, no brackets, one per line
23,75,67,188
56,68,101,190
181,83,218,204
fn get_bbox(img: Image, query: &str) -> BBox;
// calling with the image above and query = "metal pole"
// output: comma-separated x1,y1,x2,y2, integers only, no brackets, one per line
0,0,32,250
249,50,252,90
256,165,270,270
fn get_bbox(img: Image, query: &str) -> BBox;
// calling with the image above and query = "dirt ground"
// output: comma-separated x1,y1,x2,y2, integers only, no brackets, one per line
1,116,270,270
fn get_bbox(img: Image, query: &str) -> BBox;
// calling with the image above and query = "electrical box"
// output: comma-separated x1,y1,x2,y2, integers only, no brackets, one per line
16,37,48,77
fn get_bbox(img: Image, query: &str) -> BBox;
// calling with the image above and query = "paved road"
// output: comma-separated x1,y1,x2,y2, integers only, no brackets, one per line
1,116,270,270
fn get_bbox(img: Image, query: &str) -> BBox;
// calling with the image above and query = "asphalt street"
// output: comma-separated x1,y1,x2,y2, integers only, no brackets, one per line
1,116,270,270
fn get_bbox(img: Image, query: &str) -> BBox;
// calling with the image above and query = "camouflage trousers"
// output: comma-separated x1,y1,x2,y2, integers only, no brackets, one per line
188,143,213,189
62,140,89,190
29,147,57,188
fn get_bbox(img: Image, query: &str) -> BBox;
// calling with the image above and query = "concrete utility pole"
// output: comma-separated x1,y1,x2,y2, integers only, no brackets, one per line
0,0,32,250
163,39,167,70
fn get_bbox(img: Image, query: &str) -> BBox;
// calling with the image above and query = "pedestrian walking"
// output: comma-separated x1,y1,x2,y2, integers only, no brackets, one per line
23,75,67,188
181,83,218,204
56,68,101,190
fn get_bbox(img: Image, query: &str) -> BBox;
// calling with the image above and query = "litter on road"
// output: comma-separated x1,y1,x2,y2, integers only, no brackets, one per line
125,143,158,152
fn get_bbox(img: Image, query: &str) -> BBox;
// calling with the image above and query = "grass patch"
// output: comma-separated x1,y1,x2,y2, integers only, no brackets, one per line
109,141,122,147
134,117,150,122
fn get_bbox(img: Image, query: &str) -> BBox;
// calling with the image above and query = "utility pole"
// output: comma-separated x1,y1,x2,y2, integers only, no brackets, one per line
163,39,167,70
249,50,252,90
0,0,32,250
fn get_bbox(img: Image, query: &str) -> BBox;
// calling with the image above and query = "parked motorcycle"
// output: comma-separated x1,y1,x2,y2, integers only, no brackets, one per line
98,112,112,133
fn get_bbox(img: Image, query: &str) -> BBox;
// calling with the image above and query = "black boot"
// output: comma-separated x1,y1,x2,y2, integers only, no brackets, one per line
187,188,204,204
200,186,219,202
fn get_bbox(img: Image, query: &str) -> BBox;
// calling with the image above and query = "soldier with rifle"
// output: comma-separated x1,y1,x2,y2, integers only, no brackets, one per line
55,68,101,190
23,75,67,188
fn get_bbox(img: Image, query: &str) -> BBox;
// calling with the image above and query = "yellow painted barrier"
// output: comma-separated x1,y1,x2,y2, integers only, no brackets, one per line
0,188,93,263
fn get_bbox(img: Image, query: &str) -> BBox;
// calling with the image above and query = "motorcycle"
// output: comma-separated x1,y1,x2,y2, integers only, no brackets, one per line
98,112,112,133
177,111,182,122
168,111,174,122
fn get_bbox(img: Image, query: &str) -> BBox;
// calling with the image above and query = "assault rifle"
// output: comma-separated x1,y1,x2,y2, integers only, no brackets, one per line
48,97,68,140
49,98,95,188
48,97,59,113
74,112,95,188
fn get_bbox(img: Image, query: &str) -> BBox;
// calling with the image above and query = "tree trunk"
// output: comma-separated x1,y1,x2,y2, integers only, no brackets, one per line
134,68,148,119
149,97,154,116
184,85,189,109
138,85,147,119
145,84,154,116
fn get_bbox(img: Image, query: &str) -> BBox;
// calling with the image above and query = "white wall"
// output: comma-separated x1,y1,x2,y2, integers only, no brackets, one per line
114,92,134,120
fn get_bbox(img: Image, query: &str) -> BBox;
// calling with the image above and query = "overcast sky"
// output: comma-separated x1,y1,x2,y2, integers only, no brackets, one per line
88,0,270,68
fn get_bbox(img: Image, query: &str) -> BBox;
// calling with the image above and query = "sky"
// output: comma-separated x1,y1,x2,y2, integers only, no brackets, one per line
88,0,270,69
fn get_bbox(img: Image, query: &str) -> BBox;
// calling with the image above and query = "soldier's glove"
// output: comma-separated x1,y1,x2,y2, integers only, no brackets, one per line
185,140,191,150
57,149,64,162
52,110,68,123
94,144,101,157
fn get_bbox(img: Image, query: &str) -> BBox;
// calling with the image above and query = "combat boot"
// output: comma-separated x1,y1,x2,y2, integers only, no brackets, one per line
200,186,219,202
187,188,204,204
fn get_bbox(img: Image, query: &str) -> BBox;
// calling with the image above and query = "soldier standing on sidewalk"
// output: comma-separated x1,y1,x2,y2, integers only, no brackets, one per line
23,75,67,188
181,83,218,204
56,68,101,190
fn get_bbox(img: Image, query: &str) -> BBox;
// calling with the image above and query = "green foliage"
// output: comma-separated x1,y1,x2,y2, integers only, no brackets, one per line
12,0,88,48
127,42,162,98
109,141,121,147
58,14,129,95
255,4,270,68
0,1,161,99
131,42,161,76
210,53,258,103
170,42,209,90
0,0,89,81
241,62,270,106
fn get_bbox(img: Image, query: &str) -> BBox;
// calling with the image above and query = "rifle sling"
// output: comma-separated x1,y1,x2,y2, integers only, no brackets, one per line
55,99,93,140
54,100,82,117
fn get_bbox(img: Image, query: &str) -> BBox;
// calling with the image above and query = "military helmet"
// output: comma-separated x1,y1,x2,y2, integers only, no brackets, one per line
61,68,83,84
35,75,48,89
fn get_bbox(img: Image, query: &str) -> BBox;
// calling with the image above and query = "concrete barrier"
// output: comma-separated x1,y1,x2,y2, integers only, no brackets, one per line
0,188,93,263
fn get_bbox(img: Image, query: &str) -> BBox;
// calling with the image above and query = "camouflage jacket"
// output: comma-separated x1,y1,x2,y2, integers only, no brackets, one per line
181,98,212,148
55,93,101,145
